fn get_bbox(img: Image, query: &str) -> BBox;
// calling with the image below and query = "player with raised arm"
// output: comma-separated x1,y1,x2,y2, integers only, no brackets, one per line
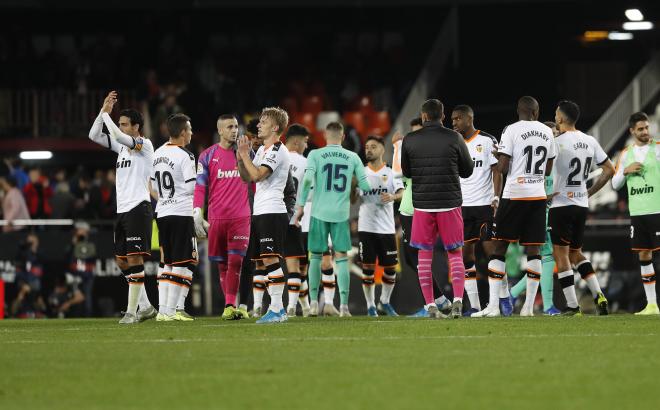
236,107,291,324
450,105,507,316
352,136,404,316
293,122,371,318
548,101,614,316
152,114,199,321
473,96,556,318
611,112,660,315
88,91,156,324
193,114,252,320
283,124,311,317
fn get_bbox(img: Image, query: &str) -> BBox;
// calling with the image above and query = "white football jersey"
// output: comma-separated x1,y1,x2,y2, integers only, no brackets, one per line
499,120,556,200
358,165,404,234
551,131,608,208
151,143,197,217
460,130,498,206
289,151,308,225
112,136,154,214
252,141,290,216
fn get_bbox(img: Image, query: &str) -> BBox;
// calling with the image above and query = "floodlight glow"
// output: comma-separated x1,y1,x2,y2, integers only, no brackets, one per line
625,9,644,21
623,21,653,30
19,151,53,160
608,32,634,40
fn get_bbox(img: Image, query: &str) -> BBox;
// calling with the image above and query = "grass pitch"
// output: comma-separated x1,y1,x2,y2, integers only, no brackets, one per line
1,315,658,410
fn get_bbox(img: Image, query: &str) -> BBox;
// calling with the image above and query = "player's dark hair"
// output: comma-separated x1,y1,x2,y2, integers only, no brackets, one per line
628,112,649,129
421,99,444,121
246,118,259,136
409,117,423,127
326,121,344,133
365,136,385,146
119,109,144,134
517,96,539,116
557,100,580,125
167,113,191,139
217,114,237,122
452,104,474,117
285,124,310,141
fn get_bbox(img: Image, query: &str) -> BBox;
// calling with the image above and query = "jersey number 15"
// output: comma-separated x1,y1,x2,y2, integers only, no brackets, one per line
322,163,348,192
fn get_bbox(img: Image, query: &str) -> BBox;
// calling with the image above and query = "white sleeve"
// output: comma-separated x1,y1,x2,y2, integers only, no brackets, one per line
593,138,609,165
488,138,498,166
260,146,284,173
393,172,404,191
611,149,627,190
89,113,121,153
548,138,557,160
101,113,153,155
183,154,197,184
498,128,513,157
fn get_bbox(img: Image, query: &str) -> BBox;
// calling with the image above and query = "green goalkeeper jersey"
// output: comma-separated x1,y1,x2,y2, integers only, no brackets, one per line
297,144,371,223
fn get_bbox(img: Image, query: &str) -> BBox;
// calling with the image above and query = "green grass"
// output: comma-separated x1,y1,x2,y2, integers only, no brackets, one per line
1,315,658,410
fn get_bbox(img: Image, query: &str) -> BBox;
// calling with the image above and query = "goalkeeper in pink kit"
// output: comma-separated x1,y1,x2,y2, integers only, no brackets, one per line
193,114,252,320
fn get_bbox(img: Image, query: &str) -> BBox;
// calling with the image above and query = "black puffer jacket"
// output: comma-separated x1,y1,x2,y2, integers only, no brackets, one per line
401,121,473,210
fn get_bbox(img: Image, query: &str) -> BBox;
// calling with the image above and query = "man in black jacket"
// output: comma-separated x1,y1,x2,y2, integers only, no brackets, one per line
402,99,473,318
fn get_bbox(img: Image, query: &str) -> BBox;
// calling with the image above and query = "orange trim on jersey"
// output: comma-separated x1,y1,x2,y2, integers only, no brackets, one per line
632,247,660,252
526,269,541,275
510,197,547,201
488,268,505,276
368,163,386,173
166,272,193,281
166,143,183,147
464,130,481,144
465,277,477,281
115,255,128,259
160,279,188,288
492,237,518,243
126,251,151,256
285,255,308,260
251,253,283,260
362,263,377,268
464,237,480,243
171,258,198,265
380,264,398,269
520,242,545,246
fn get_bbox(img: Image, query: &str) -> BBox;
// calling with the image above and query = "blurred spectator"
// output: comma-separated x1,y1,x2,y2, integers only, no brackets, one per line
47,274,85,318
4,158,29,190
50,181,75,219
68,221,96,316
0,175,30,232
23,168,53,218
11,233,46,318
152,93,183,141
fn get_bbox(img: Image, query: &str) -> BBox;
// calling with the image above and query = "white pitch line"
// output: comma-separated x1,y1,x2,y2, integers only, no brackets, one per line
1,333,655,345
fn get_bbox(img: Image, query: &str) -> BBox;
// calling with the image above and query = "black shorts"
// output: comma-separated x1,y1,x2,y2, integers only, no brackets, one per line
157,215,198,265
284,224,307,259
631,214,660,252
462,205,494,243
114,201,153,258
250,213,288,260
493,199,546,245
358,231,398,268
548,205,587,249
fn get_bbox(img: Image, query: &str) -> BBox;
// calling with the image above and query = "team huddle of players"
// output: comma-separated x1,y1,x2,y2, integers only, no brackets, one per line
89,91,659,324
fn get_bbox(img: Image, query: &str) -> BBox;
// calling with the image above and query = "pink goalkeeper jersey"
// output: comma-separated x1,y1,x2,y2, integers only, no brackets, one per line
193,144,251,220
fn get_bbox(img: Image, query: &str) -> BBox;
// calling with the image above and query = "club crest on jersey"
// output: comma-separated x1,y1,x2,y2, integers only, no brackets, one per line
197,162,204,174
381,174,388,183
476,144,483,153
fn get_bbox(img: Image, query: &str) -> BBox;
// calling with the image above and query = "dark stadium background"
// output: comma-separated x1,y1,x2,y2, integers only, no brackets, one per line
0,0,658,317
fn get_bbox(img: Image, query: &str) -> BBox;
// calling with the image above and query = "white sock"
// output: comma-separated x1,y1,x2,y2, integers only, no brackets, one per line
158,281,171,314
322,273,336,305
487,258,505,310
299,280,310,308
287,278,302,309
434,295,448,306
500,275,510,298
138,282,151,310
524,258,542,309
127,284,142,315
575,260,602,298
267,266,285,312
558,270,578,308
464,266,481,310
362,282,375,308
239,304,248,311
168,266,192,316
253,275,266,309
641,262,657,304
177,286,190,310
380,271,396,304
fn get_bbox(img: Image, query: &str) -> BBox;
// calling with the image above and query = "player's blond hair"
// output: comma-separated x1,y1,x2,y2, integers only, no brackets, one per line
261,107,289,135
